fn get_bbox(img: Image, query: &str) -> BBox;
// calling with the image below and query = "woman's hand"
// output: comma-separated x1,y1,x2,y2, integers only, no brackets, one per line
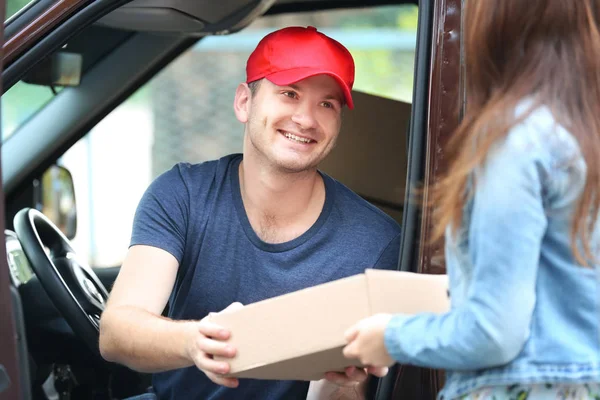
343,314,395,368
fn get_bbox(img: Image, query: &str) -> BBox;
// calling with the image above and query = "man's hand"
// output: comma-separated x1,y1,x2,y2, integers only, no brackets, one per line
308,366,388,400
342,314,395,368
323,366,388,387
185,302,243,388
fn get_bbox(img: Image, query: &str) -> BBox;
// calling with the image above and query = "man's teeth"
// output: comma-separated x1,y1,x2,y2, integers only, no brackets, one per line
284,132,312,143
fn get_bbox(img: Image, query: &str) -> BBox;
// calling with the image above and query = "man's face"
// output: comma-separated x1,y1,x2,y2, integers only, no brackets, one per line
235,75,344,173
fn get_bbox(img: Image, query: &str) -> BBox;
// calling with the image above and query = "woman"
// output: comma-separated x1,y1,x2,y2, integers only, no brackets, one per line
343,0,600,399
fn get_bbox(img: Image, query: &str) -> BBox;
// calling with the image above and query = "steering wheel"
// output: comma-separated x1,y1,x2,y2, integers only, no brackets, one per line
14,208,108,355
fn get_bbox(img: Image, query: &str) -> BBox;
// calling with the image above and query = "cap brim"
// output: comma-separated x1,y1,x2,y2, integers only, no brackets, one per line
265,67,354,110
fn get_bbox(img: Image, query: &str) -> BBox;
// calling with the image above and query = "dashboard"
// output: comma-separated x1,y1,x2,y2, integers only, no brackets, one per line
5,230,35,287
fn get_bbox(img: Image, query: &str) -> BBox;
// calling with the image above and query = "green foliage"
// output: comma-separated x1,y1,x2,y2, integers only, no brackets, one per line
397,6,419,31
2,81,55,141
352,49,415,103
346,5,418,102
7,0,33,20
337,4,417,29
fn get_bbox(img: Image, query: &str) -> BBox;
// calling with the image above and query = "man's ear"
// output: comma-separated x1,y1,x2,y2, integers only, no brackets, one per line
234,83,252,123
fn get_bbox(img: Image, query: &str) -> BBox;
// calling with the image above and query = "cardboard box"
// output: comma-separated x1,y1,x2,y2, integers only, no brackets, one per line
209,269,449,381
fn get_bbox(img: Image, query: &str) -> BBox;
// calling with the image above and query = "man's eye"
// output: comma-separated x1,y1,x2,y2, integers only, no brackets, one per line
283,91,297,98
321,102,333,109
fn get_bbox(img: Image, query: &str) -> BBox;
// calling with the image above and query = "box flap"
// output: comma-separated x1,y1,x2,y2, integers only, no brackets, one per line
365,269,449,315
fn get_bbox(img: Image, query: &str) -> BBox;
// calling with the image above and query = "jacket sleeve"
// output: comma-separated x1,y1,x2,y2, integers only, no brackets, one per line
384,130,550,370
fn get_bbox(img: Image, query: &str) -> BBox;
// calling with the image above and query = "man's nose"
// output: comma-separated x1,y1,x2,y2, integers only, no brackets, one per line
291,103,318,130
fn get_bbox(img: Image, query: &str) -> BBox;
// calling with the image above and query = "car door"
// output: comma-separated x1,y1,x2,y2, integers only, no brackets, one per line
0,1,23,399
2,2,94,399
379,0,464,398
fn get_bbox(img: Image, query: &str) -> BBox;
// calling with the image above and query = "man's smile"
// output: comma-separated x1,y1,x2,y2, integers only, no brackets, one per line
278,129,316,144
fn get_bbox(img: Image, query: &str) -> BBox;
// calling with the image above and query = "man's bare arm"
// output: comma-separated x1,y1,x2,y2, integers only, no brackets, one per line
99,245,240,388
98,245,195,372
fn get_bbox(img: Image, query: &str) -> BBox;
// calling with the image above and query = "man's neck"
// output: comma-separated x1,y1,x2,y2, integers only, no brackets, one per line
238,157,325,243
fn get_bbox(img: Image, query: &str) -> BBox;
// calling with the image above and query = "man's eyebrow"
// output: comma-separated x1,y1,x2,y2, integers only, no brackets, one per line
286,84,343,103
323,93,343,102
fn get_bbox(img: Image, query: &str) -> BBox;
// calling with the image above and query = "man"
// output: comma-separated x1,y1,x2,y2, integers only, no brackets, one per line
99,26,402,399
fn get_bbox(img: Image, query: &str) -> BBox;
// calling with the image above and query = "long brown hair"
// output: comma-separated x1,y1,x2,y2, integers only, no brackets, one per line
431,0,600,266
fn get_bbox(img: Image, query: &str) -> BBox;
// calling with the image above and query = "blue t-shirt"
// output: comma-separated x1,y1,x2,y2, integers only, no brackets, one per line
131,154,402,400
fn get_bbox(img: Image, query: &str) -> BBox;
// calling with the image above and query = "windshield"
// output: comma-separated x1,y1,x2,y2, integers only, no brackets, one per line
1,4,417,143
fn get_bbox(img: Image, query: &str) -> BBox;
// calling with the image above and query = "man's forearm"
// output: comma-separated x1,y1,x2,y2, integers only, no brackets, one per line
99,305,196,373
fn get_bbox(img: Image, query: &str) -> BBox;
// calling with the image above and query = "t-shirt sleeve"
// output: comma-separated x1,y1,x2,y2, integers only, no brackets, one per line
373,232,401,270
130,164,189,264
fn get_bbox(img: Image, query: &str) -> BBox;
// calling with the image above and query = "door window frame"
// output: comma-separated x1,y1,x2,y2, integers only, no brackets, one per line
0,0,24,396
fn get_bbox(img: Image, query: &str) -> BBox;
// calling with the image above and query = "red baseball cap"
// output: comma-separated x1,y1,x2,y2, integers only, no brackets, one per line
246,26,355,109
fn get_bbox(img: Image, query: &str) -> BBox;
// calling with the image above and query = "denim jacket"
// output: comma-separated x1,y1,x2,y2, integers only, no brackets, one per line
384,104,600,399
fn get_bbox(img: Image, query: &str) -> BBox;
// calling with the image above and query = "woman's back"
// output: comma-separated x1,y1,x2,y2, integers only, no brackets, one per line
440,104,600,399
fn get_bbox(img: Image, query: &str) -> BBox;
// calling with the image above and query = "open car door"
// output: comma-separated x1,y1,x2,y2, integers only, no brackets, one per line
378,0,464,398
0,1,23,399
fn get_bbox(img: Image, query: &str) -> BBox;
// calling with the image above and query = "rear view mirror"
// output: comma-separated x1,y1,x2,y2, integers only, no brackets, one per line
22,52,82,87
38,165,77,240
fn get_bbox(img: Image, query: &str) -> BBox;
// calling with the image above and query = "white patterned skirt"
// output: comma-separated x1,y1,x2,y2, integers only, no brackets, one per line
455,383,600,400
